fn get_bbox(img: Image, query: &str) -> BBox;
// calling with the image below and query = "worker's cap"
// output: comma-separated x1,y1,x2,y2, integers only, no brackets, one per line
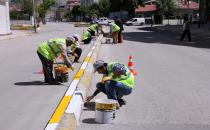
73,34,80,41
113,63,126,73
93,60,105,72
66,36,75,42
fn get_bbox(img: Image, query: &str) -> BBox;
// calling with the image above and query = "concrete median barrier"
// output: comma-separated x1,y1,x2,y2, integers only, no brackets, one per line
45,35,103,130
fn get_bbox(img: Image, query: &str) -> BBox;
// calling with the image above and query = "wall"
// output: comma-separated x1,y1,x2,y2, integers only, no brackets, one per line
163,19,183,25
0,1,10,35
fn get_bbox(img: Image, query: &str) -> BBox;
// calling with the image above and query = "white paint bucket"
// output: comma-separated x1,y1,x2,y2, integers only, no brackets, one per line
95,99,117,124
95,109,116,124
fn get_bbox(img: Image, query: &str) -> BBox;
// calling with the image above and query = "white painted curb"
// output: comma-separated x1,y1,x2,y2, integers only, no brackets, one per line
45,35,103,130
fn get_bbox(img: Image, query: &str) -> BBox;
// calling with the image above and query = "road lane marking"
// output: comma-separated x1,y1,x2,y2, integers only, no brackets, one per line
49,96,72,123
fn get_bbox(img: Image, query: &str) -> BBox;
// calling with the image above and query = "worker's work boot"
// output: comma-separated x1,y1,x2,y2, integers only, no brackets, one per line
116,102,120,110
118,98,126,107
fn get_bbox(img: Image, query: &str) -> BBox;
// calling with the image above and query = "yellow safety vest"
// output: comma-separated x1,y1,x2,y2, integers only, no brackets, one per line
107,62,134,88
37,38,65,60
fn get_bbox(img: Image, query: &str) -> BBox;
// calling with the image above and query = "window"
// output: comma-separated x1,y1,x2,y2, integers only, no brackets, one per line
132,19,137,22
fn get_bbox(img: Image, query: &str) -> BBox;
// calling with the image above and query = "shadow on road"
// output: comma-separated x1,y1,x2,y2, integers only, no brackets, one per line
123,26,210,49
14,81,47,86
82,118,98,124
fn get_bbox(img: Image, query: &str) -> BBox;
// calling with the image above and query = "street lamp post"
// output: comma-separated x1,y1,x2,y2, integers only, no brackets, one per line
32,0,37,32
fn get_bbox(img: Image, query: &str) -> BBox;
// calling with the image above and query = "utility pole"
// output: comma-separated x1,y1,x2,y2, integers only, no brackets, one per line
32,0,37,32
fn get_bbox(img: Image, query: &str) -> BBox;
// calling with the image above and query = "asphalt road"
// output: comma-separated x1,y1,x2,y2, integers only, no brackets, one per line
0,22,92,130
77,25,210,130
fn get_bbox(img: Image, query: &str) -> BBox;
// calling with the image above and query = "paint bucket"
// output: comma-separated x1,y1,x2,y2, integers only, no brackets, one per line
95,99,117,124
54,64,69,82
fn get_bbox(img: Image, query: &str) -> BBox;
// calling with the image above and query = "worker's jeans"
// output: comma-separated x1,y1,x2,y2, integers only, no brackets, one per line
112,31,119,43
96,80,132,100
37,51,54,82
74,47,82,62
82,38,91,44
180,30,191,41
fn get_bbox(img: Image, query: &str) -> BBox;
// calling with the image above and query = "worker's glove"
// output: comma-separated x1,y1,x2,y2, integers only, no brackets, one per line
101,76,112,83
70,66,75,71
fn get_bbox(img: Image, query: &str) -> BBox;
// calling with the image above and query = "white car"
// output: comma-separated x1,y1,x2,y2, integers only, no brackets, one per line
125,18,145,26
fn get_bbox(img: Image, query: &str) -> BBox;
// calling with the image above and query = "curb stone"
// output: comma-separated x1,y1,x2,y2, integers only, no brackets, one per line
45,35,103,130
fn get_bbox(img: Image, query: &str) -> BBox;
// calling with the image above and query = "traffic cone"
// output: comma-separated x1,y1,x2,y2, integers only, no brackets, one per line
128,55,137,75
39,69,44,74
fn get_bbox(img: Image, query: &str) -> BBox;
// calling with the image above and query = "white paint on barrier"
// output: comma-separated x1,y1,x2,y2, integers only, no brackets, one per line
87,51,93,57
65,93,83,123
91,46,95,50
45,123,58,130
44,35,103,130
81,62,88,70
65,79,79,96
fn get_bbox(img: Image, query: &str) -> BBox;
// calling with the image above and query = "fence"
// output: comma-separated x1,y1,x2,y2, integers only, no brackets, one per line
162,19,183,25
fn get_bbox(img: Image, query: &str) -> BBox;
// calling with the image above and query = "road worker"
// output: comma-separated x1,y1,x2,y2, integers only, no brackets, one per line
37,37,75,85
109,23,120,43
86,60,135,108
82,30,92,44
71,34,82,62
87,23,101,36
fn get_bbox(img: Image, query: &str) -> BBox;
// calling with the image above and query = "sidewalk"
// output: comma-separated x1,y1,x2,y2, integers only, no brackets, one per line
0,30,33,41
146,24,210,49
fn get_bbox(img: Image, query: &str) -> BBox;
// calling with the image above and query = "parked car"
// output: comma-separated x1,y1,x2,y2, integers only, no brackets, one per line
97,17,114,25
125,18,145,26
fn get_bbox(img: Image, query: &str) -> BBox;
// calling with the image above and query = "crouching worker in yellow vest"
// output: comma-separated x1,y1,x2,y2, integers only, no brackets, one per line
86,60,135,109
37,37,75,85
82,30,92,44
88,23,101,36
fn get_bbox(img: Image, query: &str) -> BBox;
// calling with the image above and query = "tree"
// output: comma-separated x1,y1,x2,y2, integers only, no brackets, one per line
11,0,33,19
98,0,111,16
155,0,177,23
110,0,144,18
71,5,80,20
37,0,55,24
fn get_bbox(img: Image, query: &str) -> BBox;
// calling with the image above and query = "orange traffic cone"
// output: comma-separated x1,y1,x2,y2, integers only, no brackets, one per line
128,55,137,75
39,69,44,74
